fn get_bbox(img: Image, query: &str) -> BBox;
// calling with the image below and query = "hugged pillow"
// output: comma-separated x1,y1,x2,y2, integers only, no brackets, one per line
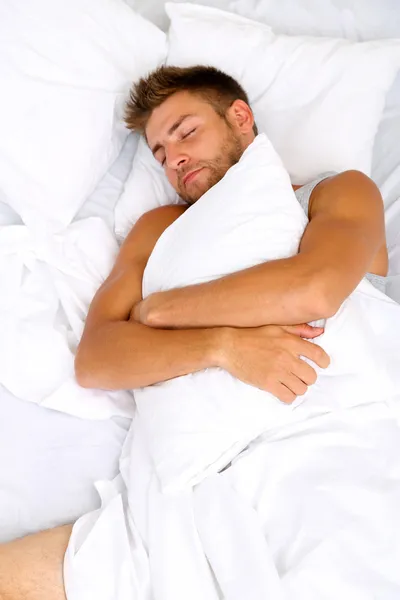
166,3,400,184
0,0,167,232
134,134,308,491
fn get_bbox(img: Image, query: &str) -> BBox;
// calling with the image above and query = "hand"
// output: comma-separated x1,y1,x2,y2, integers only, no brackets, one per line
132,299,146,323
132,294,163,326
133,292,188,328
218,324,330,403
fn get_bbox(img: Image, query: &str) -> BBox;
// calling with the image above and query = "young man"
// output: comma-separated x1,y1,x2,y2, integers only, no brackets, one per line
0,65,387,600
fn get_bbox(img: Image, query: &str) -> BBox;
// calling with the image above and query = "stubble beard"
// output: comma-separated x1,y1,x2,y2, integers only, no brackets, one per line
178,129,244,205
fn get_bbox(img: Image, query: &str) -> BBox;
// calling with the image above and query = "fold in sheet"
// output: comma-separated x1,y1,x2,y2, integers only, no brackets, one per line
0,218,134,419
65,402,400,599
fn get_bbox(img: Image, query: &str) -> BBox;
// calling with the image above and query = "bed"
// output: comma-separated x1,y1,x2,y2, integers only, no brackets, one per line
1,0,400,567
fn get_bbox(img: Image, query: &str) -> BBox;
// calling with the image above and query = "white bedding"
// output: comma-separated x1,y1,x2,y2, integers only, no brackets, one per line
0,385,130,544
127,0,400,38
0,135,138,542
0,0,165,232
64,404,400,600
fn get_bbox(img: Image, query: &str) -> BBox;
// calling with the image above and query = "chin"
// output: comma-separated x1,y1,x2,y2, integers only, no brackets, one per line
181,181,208,204
189,183,212,204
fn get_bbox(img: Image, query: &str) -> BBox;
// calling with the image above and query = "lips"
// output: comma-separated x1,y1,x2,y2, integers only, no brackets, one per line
183,168,203,186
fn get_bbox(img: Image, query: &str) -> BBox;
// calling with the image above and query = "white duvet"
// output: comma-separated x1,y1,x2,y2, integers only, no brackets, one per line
64,135,400,599
0,217,134,420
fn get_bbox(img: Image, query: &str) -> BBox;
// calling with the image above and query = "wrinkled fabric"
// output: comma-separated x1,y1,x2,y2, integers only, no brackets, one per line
0,217,134,419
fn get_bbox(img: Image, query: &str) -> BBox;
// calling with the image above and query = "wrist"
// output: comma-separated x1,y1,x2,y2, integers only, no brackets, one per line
208,327,235,370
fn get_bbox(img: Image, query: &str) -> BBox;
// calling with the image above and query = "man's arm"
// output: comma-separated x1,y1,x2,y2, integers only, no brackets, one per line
136,170,387,329
74,205,223,390
75,205,329,400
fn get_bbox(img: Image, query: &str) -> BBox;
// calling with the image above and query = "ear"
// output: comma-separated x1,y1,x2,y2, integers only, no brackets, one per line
226,99,255,135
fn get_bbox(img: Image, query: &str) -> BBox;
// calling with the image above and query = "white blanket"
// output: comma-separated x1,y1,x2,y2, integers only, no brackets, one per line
64,135,400,599
0,217,134,420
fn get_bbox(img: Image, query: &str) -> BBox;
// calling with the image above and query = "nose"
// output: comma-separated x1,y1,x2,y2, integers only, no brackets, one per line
165,143,189,170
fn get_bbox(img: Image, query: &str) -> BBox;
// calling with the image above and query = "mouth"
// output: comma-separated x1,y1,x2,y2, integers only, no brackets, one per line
182,168,203,187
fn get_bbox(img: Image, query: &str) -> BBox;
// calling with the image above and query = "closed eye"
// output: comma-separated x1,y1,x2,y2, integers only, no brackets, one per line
182,128,196,140
160,128,197,167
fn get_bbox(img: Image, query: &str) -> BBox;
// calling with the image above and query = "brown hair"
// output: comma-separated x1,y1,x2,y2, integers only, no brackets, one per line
125,65,258,135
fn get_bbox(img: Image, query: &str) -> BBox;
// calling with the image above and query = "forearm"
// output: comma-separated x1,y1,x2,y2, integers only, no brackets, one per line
75,320,224,390
139,183,384,331
136,172,385,331
139,254,326,330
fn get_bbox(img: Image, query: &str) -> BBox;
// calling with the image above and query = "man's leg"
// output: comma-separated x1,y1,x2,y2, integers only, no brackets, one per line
0,524,73,600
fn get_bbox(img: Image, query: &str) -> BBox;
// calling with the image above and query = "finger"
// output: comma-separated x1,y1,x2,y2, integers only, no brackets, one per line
291,358,318,386
276,383,297,404
266,380,297,403
284,324,324,339
296,339,330,369
131,302,142,322
282,373,308,397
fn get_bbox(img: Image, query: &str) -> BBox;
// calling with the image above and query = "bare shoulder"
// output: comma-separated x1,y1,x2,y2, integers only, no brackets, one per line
313,170,376,192
309,170,382,217
307,170,387,275
118,204,188,266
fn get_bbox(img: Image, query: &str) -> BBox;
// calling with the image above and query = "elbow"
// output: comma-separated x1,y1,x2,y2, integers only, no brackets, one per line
304,279,342,321
74,357,92,389
74,346,99,389
314,293,340,320
74,342,121,391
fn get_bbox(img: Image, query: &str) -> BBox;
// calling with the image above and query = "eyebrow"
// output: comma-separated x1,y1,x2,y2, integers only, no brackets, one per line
151,114,194,157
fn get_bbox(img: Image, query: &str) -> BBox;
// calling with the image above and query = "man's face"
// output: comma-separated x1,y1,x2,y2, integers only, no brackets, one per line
145,91,249,204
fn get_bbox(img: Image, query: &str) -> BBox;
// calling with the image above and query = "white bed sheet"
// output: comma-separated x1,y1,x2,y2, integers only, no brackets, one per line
0,385,130,543
0,134,138,542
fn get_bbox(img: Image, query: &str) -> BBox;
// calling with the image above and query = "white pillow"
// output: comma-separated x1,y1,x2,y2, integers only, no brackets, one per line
373,73,400,215
0,0,167,233
165,3,400,184
213,0,400,215
115,137,182,240
387,198,400,286
125,0,400,39
222,0,400,41
135,134,309,491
